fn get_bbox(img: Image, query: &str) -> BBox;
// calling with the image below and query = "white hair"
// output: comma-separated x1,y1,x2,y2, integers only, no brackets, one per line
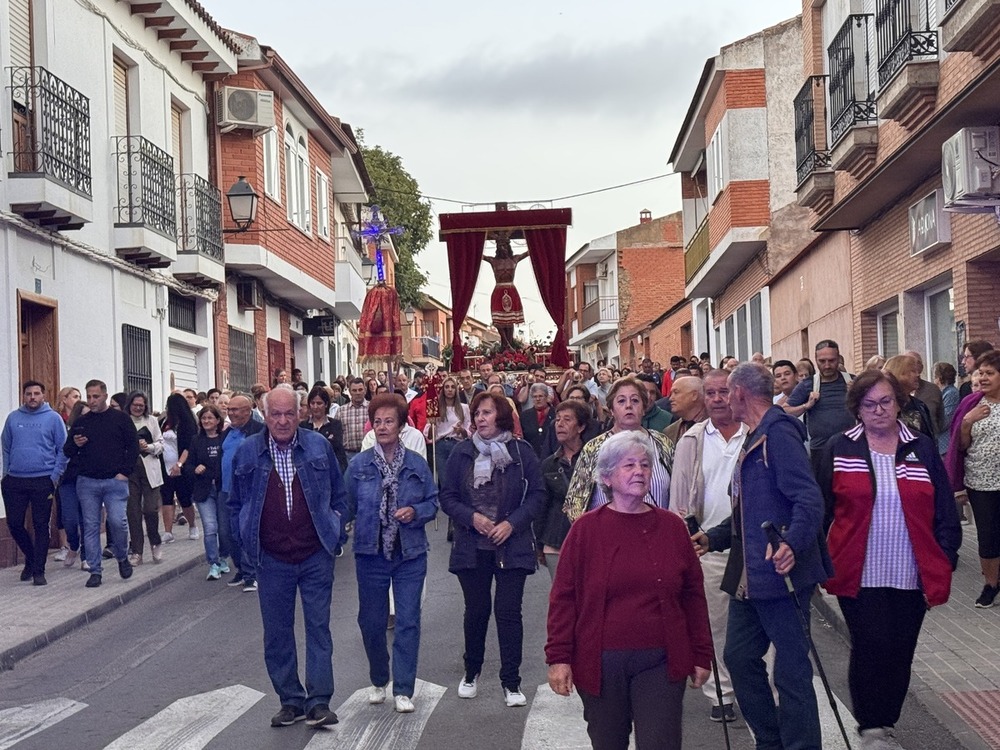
262,384,301,413
595,431,656,495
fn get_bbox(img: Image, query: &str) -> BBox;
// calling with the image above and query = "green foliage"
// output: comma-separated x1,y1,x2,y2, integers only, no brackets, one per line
358,135,432,307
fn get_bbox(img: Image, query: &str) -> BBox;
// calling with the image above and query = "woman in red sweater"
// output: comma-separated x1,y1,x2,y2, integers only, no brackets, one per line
545,431,713,750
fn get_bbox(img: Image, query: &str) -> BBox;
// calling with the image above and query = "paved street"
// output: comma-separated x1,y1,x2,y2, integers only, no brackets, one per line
0,520,984,749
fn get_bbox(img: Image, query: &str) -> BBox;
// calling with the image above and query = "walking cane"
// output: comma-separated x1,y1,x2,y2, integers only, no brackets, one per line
431,422,439,531
711,656,732,750
762,521,852,750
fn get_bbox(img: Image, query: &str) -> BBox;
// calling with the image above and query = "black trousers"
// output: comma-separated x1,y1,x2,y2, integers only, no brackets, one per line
838,587,926,731
578,649,685,750
967,488,1000,559
455,549,528,690
1,475,54,574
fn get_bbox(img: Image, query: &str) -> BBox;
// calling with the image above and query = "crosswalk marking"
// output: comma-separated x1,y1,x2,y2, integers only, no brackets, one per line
304,679,446,750
814,675,854,750
522,685,635,749
102,685,264,750
0,698,87,750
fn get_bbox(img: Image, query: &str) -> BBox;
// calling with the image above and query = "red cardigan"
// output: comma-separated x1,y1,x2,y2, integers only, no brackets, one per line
545,505,714,696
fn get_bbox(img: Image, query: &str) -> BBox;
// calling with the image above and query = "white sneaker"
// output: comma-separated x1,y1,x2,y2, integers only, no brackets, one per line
81,560,91,572
63,550,79,568
859,727,902,750
151,544,163,563
457,676,478,699
394,695,414,713
161,531,175,544
503,687,527,708
189,527,201,541
54,546,69,562
368,685,387,704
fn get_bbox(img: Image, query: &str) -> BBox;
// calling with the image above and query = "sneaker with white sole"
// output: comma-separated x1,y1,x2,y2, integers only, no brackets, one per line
368,685,387,704
457,675,478,699
63,550,79,568
127,553,142,566
394,695,414,713
503,687,527,707
81,560,91,572
54,546,69,562
206,563,222,580
242,577,258,592
218,560,231,574
161,531,175,544
189,527,201,541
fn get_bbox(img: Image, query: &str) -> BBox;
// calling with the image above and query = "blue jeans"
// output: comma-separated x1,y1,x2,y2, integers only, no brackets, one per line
219,491,251,578
59,478,82,553
77,476,130,576
356,552,427,697
724,589,821,750
197,488,222,565
257,548,335,710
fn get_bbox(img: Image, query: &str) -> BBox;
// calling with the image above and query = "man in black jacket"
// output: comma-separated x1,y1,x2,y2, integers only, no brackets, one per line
65,379,139,587
520,383,556,458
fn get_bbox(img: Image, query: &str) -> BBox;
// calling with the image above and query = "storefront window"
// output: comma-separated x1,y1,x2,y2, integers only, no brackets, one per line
878,309,899,359
926,287,955,371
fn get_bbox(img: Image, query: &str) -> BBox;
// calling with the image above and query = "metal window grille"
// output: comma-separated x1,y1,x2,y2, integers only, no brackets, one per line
168,291,196,333
122,324,153,398
228,327,256,394
177,173,223,261
113,135,176,237
793,77,831,185
828,15,877,147
875,0,938,88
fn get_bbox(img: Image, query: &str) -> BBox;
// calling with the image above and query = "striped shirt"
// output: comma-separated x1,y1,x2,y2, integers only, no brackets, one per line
860,450,920,590
336,401,368,452
269,433,297,520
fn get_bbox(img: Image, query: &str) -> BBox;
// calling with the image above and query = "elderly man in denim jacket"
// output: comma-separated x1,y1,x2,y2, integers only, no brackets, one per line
230,385,348,730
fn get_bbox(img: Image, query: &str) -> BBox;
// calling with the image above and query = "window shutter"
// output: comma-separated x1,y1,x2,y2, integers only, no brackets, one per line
113,60,129,136
9,0,32,70
171,106,183,173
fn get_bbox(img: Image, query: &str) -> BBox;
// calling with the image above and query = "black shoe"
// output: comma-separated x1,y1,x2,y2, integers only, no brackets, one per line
976,584,1000,608
85,574,102,588
270,705,305,727
711,704,737,722
102,546,114,559
242,577,258,593
32,573,47,586
20,566,33,582
118,558,134,580
176,515,187,526
227,572,245,587
305,704,338,728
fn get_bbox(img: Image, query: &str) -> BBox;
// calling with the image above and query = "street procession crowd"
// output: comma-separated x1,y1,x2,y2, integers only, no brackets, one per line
3,339,1000,749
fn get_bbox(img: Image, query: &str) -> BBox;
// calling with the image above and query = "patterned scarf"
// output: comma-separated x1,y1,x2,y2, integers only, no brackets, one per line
372,441,406,560
471,430,514,488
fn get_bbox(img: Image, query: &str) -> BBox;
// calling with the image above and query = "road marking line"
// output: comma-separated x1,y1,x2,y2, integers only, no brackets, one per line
814,675,855,750
305,679,446,749
0,697,87,750
522,685,635,749
102,684,264,750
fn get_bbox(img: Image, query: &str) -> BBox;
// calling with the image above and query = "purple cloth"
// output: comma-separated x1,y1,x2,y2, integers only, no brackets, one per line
945,391,985,491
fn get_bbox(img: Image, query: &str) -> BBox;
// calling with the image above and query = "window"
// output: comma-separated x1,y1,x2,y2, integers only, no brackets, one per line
725,316,735,357
926,286,955,372
262,127,279,200
877,308,899,358
316,169,330,239
750,293,764,354
122,324,152,398
228,327,256,394
583,281,599,306
298,137,310,232
283,119,310,232
736,306,749,362
113,58,130,136
707,118,729,202
168,291,196,333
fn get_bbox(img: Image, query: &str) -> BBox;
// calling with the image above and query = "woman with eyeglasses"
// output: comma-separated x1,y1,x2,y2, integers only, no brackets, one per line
959,341,994,399
818,370,960,746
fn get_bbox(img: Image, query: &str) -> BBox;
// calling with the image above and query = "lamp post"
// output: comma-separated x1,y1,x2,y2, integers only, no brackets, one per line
361,254,376,285
404,304,416,326
225,176,259,234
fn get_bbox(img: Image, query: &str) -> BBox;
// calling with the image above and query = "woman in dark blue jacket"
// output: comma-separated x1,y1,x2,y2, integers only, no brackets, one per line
439,391,545,708
344,393,438,714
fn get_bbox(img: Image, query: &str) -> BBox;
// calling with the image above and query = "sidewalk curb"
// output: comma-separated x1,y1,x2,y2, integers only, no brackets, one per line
0,555,203,672
811,588,993,750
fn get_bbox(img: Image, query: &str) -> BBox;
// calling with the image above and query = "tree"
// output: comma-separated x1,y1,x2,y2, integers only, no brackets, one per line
358,137,432,308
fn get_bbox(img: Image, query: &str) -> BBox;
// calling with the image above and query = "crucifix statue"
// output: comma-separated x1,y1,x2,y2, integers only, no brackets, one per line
483,229,528,351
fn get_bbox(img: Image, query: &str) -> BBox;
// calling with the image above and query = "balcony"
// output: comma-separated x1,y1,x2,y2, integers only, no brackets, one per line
794,77,835,213
7,66,92,230
570,296,618,347
421,336,442,359
684,220,711,283
875,0,939,127
113,136,177,268
828,15,879,176
942,0,1000,58
173,174,224,288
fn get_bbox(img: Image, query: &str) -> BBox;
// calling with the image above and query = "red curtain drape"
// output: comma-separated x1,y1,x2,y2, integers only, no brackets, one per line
445,230,487,371
524,227,570,368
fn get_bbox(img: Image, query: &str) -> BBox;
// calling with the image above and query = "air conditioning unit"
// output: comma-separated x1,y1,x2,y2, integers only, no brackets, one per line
236,279,263,311
597,261,609,278
217,86,275,133
942,126,1000,213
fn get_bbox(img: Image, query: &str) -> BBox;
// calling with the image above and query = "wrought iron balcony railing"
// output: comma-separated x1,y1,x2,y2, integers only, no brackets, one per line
794,77,831,185
8,66,92,195
113,135,176,238
828,14,877,147
876,0,939,87
177,173,224,262
944,0,961,12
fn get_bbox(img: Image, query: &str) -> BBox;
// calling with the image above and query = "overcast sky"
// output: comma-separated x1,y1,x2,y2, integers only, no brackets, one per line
208,0,803,340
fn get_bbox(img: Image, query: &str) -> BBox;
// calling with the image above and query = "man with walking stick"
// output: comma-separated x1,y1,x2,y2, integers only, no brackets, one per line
696,363,835,750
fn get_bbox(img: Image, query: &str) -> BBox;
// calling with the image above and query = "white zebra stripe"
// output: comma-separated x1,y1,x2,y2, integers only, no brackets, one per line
0,698,86,750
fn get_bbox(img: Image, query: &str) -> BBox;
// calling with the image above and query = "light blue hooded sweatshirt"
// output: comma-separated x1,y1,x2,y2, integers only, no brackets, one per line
1,402,69,482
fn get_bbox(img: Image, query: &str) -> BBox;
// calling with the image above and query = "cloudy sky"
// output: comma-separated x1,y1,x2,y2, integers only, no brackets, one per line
208,0,803,339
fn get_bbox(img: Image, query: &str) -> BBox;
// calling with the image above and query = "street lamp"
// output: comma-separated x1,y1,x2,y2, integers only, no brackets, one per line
403,304,416,326
361,254,376,285
225,176,259,233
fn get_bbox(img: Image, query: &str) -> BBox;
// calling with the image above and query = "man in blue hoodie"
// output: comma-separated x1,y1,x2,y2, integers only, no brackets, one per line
700,364,833,750
1,381,68,585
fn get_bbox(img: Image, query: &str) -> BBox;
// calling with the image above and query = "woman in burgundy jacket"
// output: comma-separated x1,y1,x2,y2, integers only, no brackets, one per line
545,431,713,750
818,369,960,748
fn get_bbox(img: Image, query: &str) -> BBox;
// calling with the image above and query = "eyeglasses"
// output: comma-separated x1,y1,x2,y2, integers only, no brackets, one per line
860,397,895,413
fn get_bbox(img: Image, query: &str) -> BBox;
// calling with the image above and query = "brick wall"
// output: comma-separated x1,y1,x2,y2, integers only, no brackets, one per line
648,304,694,361
713,254,769,324
708,181,771,250
617,213,685,336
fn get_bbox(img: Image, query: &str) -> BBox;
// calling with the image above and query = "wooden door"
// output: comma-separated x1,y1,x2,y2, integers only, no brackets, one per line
17,292,59,395
267,339,286,385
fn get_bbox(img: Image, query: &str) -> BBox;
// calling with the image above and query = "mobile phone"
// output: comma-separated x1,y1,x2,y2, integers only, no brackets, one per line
684,515,701,537
70,426,85,438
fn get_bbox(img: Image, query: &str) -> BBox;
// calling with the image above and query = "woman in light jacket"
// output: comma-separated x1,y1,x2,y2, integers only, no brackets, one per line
345,393,438,714
125,391,164,565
